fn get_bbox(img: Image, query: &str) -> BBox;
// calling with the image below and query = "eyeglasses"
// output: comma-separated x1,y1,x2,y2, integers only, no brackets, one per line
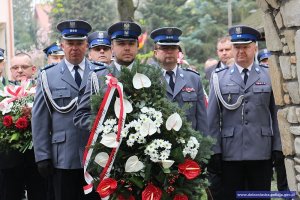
156,46,179,51
11,65,32,71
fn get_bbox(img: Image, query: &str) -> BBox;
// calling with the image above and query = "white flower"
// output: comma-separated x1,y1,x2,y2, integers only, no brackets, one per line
141,107,149,113
132,73,151,89
145,139,172,162
125,156,144,172
100,133,119,148
183,137,200,159
166,113,182,131
0,101,13,115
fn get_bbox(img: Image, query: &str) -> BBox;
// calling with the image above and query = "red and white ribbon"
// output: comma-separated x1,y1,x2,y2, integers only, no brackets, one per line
82,74,125,195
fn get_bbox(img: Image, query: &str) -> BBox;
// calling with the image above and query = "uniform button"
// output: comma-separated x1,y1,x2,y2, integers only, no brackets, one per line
245,99,248,103
245,121,248,125
79,91,83,96
245,110,248,114
245,90,248,93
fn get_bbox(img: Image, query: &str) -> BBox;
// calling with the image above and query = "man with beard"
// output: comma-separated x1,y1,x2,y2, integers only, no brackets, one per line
74,21,141,130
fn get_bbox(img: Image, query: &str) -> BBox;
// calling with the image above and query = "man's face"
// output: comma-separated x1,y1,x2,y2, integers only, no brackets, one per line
154,45,179,70
232,42,257,67
47,54,64,64
259,58,269,66
10,55,36,81
217,40,233,64
61,39,88,65
111,39,138,66
88,45,112,64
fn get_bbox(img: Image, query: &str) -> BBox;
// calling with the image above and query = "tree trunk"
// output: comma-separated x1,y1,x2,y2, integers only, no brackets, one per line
117,0,135,21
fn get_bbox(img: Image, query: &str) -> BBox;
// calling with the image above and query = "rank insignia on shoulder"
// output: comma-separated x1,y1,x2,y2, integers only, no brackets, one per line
40,63,57,71
215,66,228,73
183,68,199,75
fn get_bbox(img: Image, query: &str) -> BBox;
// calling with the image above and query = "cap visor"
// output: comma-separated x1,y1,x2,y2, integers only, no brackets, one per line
51,52,65,56
90,44,111,48
156,42,180,46
113,38,137,41
231,40,253,44
62,35,87,40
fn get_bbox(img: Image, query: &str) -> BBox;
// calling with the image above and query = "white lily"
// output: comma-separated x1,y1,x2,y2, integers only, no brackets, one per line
94,152,109,167
125,155,144,172
114,97,133,118
161,160,175,169
132,73,151,89
166,113,182,131
100,133,119,148
140,120,157,136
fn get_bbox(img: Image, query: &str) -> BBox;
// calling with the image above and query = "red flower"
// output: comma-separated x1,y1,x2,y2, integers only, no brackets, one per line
3,115,13,127
96,178,118,198
142,184,162,200
15,117,28,130
118,194,135,200
174,194,188,200
178,159,201,180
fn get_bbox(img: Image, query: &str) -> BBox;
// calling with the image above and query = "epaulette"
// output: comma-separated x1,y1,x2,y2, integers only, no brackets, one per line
40,63,57,71
259,64,269,68
215,66,229,73
183,68,199,75
90,61,108,72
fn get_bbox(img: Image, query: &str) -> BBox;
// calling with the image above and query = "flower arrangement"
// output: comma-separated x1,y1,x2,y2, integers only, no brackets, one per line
0,80,36,153
86,62,213,200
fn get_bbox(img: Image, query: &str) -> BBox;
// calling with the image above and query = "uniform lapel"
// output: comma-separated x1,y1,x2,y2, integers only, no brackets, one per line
230,65,245,88
245,64,260,90
173,67,186,98
80,60,90,91
60,61,78,90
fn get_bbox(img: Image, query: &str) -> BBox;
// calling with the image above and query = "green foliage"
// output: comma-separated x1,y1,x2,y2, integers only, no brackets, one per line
13,0,38,51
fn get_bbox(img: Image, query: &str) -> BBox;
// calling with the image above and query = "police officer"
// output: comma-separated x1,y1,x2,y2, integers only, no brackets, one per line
150,27,207,134
31,19,100,200
43,42,65,64
205,36,234,81
87,31,112,65
207,25,282,199
0,48,6,85
257,48,271,67
0,52,46,200
74,21,141,130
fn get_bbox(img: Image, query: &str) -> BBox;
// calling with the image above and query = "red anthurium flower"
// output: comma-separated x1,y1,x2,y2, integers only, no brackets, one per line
118,194,135,200
173,194,188,200
178,159,201,180
15,117,28,130
142,184,162,200
97,178,118,198
3,115,13,127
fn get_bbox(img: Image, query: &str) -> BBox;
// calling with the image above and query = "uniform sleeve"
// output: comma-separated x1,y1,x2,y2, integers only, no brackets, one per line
31,73,52,163
207,74,222,154
73,73,93,131
269,91,282,151
196,75,208,134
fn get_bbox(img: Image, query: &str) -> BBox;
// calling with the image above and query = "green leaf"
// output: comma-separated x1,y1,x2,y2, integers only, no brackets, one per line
9,133,19,142
128,176,144,189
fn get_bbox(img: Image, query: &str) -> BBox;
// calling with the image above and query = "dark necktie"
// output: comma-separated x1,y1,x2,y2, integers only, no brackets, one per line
242,68,248,84
166,71,175,91
74,65,82,87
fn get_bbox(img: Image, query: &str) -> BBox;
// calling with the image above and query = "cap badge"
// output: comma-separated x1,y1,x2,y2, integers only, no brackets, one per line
235,27,242,34
98,32,104,38
166,28,173,35
70,21,76,28
124,23,130,31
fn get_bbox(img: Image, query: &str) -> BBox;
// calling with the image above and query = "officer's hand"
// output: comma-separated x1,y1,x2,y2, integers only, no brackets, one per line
272,151,284,167
37,159,54,179
207,153,222,174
